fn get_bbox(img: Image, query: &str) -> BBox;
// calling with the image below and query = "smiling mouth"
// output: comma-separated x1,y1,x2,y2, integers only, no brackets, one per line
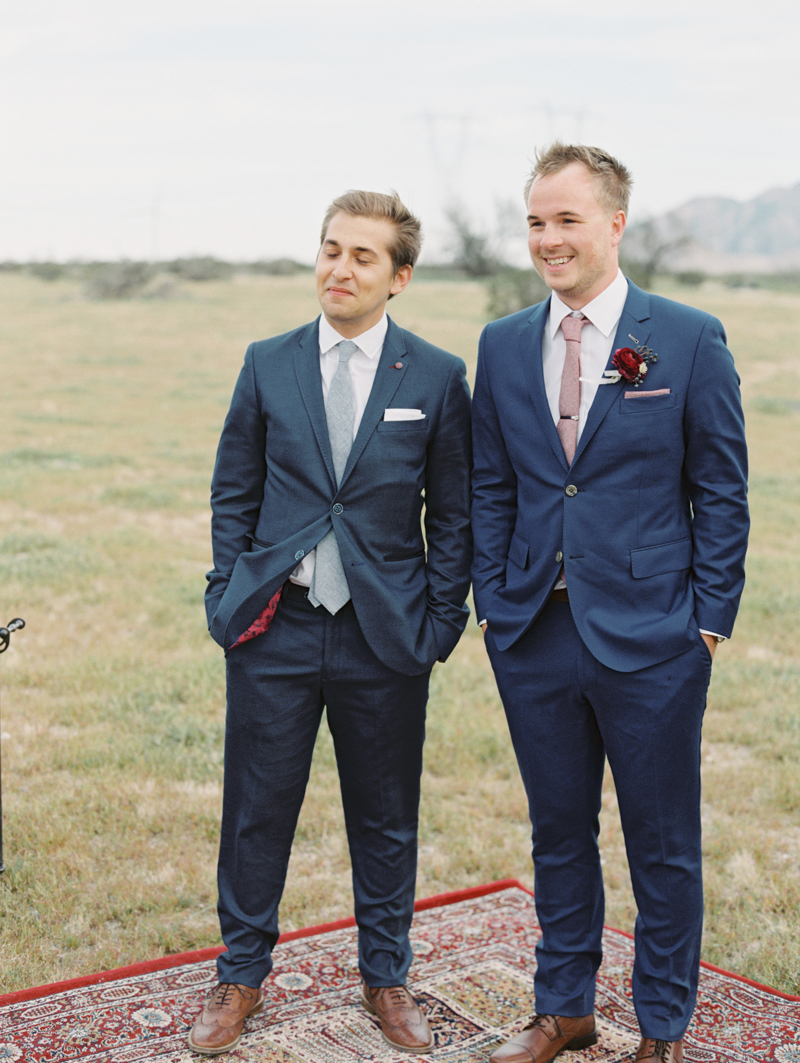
544,257,572,267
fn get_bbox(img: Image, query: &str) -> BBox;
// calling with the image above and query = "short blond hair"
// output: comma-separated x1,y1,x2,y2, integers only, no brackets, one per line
525,143,632,216
320,190,423,274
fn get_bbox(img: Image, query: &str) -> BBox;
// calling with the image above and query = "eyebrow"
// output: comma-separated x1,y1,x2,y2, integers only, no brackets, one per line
527,210,582,222
323,238,379,257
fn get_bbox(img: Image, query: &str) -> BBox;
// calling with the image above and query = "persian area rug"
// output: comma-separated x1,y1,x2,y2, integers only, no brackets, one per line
1,880,799,1062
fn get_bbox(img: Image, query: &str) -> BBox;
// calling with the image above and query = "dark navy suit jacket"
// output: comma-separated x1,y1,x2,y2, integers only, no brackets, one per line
471,281,749,672
206,316,472,675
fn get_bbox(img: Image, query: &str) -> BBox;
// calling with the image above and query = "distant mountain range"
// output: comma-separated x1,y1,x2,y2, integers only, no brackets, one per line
627,181,800,274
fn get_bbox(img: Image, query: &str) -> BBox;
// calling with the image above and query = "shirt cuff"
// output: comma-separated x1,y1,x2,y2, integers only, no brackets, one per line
699,629,727,642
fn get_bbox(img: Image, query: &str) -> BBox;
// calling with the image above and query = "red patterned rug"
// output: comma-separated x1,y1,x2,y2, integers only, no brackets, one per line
1,880,799,1062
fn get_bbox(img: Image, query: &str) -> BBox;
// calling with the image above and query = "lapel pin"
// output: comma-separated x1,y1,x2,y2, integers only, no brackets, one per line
391,362,404,369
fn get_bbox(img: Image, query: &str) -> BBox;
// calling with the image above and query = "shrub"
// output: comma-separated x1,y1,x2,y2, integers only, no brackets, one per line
676,270,706,287
165,257,233,281
486,269,549,320
247,258,308,276
83,261,154,299
29,262,65,281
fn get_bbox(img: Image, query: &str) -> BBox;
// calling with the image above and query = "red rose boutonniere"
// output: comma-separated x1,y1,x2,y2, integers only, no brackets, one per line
611,341,658,388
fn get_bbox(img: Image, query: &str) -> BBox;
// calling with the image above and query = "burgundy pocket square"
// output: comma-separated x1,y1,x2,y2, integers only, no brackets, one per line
231,587,283,648
624,388,671,398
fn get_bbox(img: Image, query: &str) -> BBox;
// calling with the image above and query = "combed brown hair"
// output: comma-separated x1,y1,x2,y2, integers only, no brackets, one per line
524,143,633,216
320,190,423,274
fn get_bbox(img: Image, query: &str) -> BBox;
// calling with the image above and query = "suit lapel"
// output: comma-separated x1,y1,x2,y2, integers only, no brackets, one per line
520,299,569,470
573,283,653,464
339,318,406,486
293,318,336,488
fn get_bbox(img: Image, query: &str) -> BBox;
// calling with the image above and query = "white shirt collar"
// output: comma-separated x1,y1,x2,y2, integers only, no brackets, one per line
318,313,388,360
547,270,629,339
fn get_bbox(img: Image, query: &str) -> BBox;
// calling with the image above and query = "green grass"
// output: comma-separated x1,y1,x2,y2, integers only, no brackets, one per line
0,272,798,996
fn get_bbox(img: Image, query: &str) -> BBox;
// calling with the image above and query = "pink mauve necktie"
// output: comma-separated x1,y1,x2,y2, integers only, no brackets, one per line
558,313,587,464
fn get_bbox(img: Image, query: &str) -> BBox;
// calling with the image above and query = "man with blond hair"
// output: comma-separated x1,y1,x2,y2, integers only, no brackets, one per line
472,144,748,1063
190,190,472,1055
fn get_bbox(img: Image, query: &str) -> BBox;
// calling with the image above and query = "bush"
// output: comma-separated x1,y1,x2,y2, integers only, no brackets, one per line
675,270,706,288
247,258,308,276
165,257,233,281
485,269,549,319
29,262,66,281
83,261,155,300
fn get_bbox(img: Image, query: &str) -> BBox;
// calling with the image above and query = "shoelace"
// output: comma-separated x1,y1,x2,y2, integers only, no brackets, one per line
641,1040,673,1061
523,1015,562,1040
378,986,413,1008
210,983,252,1008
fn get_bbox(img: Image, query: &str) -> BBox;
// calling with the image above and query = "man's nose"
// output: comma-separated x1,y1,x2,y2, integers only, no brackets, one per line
540,224,563,249
332,256,354,278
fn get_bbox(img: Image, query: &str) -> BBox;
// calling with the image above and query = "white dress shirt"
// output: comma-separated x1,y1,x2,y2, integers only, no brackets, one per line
290,314,387,587
542,269,629,441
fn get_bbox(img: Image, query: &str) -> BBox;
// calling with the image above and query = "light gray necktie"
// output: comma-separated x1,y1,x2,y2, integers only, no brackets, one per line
308,340,357,613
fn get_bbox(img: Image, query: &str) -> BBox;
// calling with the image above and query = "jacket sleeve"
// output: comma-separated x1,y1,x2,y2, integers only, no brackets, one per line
470,325,519,624
205,344,267,626
422,357,473,659
683,315,749,637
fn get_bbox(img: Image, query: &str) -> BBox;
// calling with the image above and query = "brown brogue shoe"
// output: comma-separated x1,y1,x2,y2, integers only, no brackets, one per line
187,982,265,1054
489,1013,597,1063
635,1038,684,1062
361,982,435,1053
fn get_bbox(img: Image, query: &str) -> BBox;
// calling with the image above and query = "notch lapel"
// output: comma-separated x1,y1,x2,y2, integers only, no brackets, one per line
572,284,653,465
520,299,569,470
293,318,336,488
338,320,407,487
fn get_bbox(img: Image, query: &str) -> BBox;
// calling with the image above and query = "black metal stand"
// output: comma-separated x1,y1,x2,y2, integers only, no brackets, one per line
0,618,25,874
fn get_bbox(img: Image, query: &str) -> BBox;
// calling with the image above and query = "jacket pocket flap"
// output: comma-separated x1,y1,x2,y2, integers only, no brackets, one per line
247,534,274,549
631,537,693,578
508,533,529,569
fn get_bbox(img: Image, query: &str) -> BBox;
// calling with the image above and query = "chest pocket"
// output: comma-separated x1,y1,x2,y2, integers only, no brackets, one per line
619,391,678,414
375,420,428,433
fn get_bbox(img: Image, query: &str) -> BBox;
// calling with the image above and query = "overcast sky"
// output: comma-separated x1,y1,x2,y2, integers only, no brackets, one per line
3,0,798,263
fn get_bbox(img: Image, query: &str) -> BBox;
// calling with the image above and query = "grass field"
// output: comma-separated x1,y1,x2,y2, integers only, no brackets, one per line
1,271,798,997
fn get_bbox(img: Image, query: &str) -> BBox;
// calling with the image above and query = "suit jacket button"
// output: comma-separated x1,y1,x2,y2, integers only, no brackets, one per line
294,550,304,560
555,551,563,563
332,503,344,514
565,485,578,497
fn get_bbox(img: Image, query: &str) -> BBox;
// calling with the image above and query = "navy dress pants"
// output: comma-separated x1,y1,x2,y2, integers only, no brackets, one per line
216,582,430,989
485,599,712,1041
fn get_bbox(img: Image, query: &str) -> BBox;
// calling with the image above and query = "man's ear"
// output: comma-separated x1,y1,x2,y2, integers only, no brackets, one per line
389,264,413,297
611,210,626,248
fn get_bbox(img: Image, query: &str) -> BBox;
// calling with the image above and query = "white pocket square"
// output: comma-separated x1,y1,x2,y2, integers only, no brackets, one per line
383,408,426,420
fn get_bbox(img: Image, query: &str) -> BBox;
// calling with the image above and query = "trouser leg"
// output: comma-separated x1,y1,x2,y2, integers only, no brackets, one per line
216,589,326,987
486,601,711,1035
322,600,430,986
485,601,605,1016
590,636,711,1040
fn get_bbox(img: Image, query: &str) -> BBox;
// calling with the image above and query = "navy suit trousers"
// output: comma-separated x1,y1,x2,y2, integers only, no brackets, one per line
216,582,430,989
485,598,713,1040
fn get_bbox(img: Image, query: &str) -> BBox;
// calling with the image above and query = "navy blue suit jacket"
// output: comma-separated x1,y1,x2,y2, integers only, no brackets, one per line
206,316,472,675
471,281,749,672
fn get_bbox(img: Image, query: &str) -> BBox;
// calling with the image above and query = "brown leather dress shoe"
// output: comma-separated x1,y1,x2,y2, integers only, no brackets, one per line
361,982,435,1053
635,1038,684,1062
489,1013,597,1063
187,982,265,1054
